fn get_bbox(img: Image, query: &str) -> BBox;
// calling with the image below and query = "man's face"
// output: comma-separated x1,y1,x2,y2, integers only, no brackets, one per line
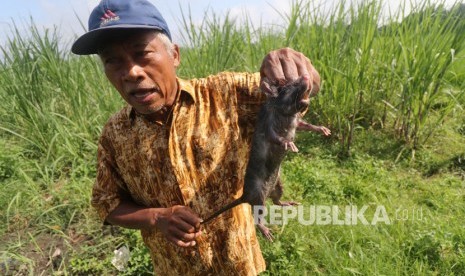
99,30,180,116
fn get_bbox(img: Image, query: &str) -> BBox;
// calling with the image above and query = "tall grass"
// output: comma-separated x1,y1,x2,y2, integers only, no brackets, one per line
0,0,465,274
276,0,465,156
0,23,121,159
177,0,465,156
384,2,465,152
0,22,124,274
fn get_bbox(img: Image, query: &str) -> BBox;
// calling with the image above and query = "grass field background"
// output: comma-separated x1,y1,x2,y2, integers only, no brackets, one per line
1,0,465,274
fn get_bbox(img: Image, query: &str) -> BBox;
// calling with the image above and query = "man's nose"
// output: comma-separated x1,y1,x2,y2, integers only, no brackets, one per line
122,60,144,82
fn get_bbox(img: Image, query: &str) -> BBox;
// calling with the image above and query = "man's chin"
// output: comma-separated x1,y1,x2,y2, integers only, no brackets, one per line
133,103,164,114
133,104,172,121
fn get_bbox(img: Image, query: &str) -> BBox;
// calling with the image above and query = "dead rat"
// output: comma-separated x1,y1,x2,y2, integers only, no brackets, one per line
201,75,329,240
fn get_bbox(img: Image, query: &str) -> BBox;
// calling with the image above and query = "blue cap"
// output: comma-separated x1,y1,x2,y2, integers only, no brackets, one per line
72,0,171,55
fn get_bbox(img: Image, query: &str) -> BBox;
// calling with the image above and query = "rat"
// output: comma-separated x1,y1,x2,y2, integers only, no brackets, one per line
201,75,320,240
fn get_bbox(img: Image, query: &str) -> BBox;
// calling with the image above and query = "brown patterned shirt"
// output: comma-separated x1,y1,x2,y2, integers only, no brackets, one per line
92,72,268,275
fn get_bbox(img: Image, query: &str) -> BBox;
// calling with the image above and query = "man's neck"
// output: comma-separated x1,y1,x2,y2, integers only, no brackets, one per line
143,105,174,125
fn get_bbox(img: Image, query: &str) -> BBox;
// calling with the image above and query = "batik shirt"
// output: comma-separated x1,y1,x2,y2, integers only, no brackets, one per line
92,72,268,275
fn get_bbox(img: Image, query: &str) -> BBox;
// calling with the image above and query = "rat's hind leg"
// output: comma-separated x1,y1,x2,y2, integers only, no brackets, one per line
257,220,274,242
270,177,300,206
255,206,274,241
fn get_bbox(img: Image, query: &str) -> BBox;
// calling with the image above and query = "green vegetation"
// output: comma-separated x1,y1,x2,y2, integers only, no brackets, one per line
1,0,465,274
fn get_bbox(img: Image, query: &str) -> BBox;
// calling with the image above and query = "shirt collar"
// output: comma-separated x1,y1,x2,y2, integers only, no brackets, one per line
176,77,196,103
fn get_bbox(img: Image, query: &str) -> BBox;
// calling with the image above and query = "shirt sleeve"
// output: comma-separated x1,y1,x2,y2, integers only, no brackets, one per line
228,72,265,114
214,72,265,130
91,126,128,223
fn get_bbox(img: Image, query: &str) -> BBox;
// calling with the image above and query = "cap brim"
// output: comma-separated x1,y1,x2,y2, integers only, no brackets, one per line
71,25,165,55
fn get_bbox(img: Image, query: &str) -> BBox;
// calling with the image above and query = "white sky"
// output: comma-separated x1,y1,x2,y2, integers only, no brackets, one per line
0,0,462,50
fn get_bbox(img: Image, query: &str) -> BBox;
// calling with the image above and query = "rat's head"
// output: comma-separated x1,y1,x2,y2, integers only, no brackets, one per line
269,75,311,116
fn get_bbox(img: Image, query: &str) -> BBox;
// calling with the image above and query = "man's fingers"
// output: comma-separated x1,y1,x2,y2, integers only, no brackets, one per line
172,218,198,234
167,227,202,248
280,55,298,81
260,52,285,85
261,48,320,95
172,206,202,228
295,54,311,76
172,228,200,241
168,236,197,248
159,205,204,248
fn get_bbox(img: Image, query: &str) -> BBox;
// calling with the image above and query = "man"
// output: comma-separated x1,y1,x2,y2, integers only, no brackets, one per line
72,0,321,275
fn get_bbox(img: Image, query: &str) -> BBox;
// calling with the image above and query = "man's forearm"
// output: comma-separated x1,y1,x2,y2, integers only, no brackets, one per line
106,200,161,230
105,200,203,247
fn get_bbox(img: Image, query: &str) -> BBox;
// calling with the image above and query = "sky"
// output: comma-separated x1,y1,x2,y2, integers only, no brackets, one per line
0,0,462,50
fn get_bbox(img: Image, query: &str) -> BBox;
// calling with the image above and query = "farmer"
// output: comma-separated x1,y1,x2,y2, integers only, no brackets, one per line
72,0,321,274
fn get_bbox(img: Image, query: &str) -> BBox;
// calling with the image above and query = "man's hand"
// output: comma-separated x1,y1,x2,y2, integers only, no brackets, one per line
106,201,202,248
154,205,203,247
260,48,320,96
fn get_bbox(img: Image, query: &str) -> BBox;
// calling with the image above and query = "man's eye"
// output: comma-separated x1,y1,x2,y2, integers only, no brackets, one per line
135,51,151,58
104,57,119,65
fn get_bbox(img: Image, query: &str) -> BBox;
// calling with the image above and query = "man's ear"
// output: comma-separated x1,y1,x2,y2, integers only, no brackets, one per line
173,44,180,68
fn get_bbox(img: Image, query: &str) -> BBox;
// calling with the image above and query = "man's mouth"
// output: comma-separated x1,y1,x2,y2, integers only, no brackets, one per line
130,88,158,103
133,90,153,99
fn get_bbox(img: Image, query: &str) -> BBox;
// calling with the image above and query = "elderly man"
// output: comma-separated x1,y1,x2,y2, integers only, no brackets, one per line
72,0,321,274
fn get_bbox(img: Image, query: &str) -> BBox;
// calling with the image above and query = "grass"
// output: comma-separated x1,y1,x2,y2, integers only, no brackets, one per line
1,0,465,274
260,128,465,275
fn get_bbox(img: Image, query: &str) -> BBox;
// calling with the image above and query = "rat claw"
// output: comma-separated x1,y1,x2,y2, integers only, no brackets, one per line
257,224,274,242
281,141,298,152
265,230,274,242
288,142,299,152
265,232,274,242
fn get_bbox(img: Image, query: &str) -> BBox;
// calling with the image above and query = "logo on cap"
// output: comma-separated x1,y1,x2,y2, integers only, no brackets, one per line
100,10,120,27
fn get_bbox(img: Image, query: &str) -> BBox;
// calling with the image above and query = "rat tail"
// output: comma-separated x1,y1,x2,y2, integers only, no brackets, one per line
201,198,244,225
